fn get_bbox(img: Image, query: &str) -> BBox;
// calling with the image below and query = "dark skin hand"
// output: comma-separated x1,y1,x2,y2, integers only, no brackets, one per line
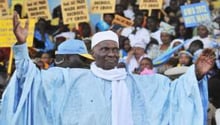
13,11,29,44
195,48,216,80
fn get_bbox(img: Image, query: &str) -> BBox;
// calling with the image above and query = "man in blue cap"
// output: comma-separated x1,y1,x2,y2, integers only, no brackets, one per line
0,12,217,125
54,39,93,68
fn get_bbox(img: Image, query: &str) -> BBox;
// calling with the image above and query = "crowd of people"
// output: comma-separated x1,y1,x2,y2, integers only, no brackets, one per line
0,0,220,124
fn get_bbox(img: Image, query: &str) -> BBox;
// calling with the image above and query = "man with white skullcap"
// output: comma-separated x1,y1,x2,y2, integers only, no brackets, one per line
0,12,217,125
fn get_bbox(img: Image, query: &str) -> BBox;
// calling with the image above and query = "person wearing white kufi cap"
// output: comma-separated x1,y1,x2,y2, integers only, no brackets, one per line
91,30,119,49
3,14,218,125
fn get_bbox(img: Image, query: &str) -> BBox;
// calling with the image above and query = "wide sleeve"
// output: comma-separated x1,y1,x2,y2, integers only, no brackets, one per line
133,74,171,125
169,65,208,125
13,43,39,86
0,43,64,125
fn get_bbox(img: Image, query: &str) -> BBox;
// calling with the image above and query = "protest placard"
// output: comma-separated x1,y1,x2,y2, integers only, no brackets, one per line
211,1,220,9
0,8,12,19
112,14,133,27
139,0,163,10
181,2,211,28
91,0,115,13
61,0,89,25
26,0,51,20
0,0,11,19
0,0,8,9
0,19,35,47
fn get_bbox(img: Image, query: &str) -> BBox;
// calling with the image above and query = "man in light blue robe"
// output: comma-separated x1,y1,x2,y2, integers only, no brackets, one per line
0,12,216,125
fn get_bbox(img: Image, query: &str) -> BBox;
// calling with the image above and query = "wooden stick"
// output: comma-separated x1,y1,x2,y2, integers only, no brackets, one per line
160,9,167,17
7,48,13,75
148,9,152,16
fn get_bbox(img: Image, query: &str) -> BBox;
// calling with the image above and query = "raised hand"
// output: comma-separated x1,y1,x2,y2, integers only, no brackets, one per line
13,11,29,44
195,48,216,80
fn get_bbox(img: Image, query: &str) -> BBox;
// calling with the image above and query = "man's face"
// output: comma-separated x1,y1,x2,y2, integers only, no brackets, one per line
92,40,119,70
197,25,209,38
134,15,144,27
147,18,158,32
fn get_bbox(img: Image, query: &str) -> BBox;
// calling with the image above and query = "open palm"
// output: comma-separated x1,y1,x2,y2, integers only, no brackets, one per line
195,48,216,79
13,11,29,44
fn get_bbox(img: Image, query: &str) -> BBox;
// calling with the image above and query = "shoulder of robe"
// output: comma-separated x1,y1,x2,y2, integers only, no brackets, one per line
129,73,171,84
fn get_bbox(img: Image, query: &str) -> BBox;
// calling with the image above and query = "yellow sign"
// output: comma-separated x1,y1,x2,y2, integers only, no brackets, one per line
0,8,12,19
26,0,51,20
139,0,163,10
112,15,134,27
12,0,25,4
50,17,59,26
0,0,8,9
0,19,36,47
0,0,11,19
212,1,220,9
91,0,115,13
61,0,89,25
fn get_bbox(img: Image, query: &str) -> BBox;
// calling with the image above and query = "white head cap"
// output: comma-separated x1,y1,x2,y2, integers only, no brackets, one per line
132,40,146,49
91,30,119,49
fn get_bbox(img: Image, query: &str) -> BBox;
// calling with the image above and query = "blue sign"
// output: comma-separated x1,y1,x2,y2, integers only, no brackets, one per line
180,2,211,28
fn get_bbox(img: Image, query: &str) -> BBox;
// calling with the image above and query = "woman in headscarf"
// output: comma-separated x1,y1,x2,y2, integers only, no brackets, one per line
158,22,175,56
169,39,185,58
